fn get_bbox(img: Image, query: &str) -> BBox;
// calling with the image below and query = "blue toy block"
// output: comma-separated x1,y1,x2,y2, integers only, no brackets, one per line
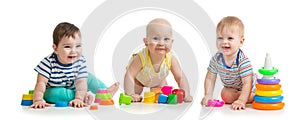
55,101,69,107
158,94,168,104
21,100,33,106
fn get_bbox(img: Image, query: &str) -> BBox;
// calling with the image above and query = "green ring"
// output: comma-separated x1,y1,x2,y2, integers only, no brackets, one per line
258,67,278,75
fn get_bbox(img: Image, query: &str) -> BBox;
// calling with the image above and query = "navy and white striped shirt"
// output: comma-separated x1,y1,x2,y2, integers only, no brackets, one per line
34,53,88,90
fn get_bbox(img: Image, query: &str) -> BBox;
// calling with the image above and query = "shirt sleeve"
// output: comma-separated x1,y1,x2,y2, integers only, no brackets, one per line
77,56,88,79
207,55,218,75
34,57,51,79
238,57,253,78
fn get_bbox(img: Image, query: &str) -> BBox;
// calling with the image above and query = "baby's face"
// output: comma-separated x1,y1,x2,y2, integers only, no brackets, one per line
216,26,244,57
145,24,173,56
53,33,82,64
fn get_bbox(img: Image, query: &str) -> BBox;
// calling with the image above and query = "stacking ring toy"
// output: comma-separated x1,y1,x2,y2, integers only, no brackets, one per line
252,101,284,110
257,78,280,84
254,95,283,103
258,67,278,75
256,84,281,91
255,90,282,96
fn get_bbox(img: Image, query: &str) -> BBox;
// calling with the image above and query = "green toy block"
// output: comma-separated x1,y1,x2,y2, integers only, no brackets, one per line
119,93,132,105
167,94,178,104
28,90,34,94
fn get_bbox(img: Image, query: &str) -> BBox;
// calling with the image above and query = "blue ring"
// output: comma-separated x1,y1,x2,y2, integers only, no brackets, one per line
254,95,283,103
21,100,33,106
257,78,280,84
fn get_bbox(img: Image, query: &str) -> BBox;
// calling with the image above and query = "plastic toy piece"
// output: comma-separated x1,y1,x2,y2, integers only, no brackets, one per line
22,94,33,100
94,98,101,103
256,84,281,91
254,95,283,103
252,101,284,110
119,93,132,105
99,99,114,105
167,94,178,104
150,88,162,94
172,89,185,103
143,92,155,103
155,93,160,103
55,101,69,107
158,94,168,104
255,90,283,96
21,100,33,106
96,93,111,99
28,90,34,94
257,78,280,85
97,89,108,94
259,53,279,76
90,105,98,110
161,86,173,95
207,99,224,107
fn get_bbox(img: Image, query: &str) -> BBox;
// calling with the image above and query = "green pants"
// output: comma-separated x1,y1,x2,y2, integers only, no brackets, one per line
43,73,107,103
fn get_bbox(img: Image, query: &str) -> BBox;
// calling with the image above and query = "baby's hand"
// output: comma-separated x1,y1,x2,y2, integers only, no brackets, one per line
30,100,51,109
232,99,246,110
130,94,143,102
200,95,212,106
184,94,193,102
69,99,86,108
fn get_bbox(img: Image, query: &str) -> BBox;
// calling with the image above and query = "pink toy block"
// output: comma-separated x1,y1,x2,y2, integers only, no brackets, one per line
161,86,173,95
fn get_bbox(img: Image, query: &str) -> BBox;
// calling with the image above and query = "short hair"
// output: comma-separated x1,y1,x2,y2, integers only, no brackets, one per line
53,22,81,46
146,18,172,36
217,16,244,37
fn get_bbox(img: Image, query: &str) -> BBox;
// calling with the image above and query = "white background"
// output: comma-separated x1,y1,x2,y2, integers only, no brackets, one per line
1,0,299,119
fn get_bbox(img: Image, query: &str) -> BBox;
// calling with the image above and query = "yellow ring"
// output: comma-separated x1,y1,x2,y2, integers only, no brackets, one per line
255,90,282,96
256,84,281,91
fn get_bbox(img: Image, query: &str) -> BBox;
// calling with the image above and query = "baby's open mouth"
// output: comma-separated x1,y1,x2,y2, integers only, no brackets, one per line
68,56,77,59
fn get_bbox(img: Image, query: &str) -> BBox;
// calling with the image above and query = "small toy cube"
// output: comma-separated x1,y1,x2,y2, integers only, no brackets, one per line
158,94,168,104
172,89,185,103
143,92,155,103
90,105,98,110
119,93,132,105
167,94,178,104
161,86,173,95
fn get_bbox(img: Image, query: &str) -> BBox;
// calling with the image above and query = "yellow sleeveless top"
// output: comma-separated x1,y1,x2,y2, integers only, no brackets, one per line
128,47,172,87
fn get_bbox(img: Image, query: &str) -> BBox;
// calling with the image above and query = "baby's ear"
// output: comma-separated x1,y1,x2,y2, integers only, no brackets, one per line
240,37,245,45
143,38,148,46
52,44,58,54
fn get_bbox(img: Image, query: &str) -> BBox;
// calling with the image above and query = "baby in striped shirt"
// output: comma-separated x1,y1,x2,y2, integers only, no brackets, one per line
201,16,255,110
30,22,119,109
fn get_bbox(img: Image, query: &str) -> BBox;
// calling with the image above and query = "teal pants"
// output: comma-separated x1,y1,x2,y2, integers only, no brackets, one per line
43,73,107,103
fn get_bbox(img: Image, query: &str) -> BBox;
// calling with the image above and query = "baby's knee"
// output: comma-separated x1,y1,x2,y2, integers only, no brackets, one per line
221,90,235,104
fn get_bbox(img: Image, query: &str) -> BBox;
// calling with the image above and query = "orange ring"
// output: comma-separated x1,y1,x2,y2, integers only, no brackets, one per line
256,84,281,91
252,101,284,110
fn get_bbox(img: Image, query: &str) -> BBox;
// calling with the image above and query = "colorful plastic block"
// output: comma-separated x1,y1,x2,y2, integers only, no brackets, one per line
172,89,185,103
161,86,173,95
155,93,160,103
143,92,155,103
97,89,108,94
167,94,178,104
150,88,162,94
119,93,132,105
55,101,69,107
99,99,114,105
22,94,33,100
90,105,98,110
96,93,111,99
21,100,33,106
207,99,224,107
28,90,34,94
158,94,168,104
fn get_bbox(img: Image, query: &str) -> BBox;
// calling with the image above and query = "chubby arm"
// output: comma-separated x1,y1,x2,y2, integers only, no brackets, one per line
69,77,87,108
170,57,193,102
30,74,51,108
232,75,252,110
201,71,217,105
124,55,143,101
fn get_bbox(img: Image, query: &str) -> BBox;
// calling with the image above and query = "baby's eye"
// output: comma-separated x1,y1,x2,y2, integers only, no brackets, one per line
164,38,170,42
64,45,71,48
217,37,223,40
153,37,159,41
228,37,234,41
76,45,81,48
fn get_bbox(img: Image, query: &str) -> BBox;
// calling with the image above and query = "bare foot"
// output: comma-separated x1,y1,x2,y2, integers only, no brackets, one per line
108,82,120,97
84,92,94,105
